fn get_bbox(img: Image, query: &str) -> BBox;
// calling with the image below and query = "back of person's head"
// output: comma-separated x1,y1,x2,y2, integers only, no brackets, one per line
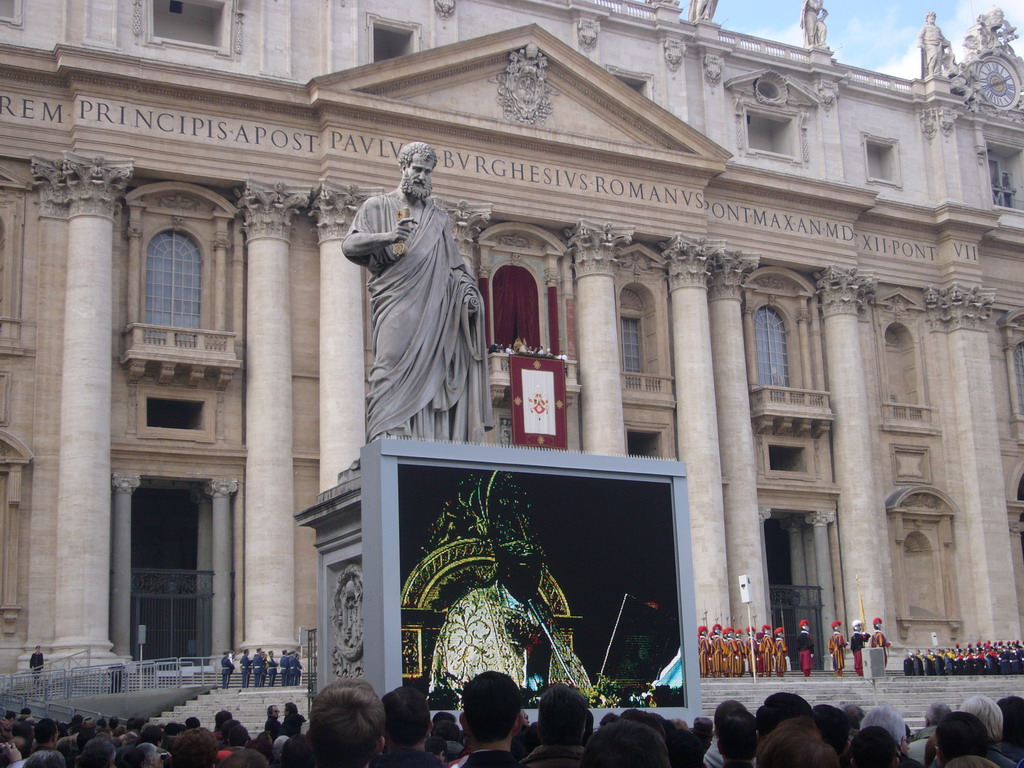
284,703,298,717
423,736,447,759
12,720,34,744
24,750,65,768
138,725,163,747
717,711,757,762
460,671,522,745
850,726,898,768
430,720,460,743
756,717,838,768
813,705,850,757
960,697,1002,745
927,703,952,728
227,725,250,748
998,696,1024,747
35,718,58,746
845,705,866,732
125,719,146,734
184,718,201,732
136,742,161,768
580,719,670,768
431,712,455,728
280,734,313,768
537,684,587,747
756,693,813,736
78,737,116,768
936,712,989,764
666,729,704,768
117,745,146,768
862,706,906,749
214,712,233,733
713,700,748,734
218,750,269,768
309,679,384,768
380,686,430,748
943,757,1001,768
77,727,97,752
619,710,666,741
691,717,713,750
170,728,217,768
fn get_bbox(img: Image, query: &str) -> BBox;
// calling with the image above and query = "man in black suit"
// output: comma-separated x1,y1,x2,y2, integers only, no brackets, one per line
459,671,527,768
29,646,44,692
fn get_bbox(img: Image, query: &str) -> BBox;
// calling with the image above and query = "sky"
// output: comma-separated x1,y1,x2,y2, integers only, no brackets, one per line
711,0,1024,78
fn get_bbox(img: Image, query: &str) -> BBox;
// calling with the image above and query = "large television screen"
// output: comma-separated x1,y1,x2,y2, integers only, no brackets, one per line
358,440,694,712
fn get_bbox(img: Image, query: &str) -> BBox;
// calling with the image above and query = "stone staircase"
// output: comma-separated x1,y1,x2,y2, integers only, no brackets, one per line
156,686,309,736
154,674,1023,733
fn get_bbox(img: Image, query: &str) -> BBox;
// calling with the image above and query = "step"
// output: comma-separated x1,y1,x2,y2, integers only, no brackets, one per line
157,686,309,737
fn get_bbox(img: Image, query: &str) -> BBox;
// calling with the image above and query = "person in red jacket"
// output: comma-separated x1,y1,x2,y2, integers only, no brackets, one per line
828,620,848,676
796,619,814,677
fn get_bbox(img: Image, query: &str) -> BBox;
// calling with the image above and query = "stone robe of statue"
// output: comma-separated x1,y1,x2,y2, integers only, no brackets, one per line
343,144,492,444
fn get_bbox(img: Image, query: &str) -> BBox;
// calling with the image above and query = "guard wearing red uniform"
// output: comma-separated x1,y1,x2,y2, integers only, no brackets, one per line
773,626,788,676
870,617,891,664
759,624,775,676
828,620,848,676
697,626,712,678
710,624,726,678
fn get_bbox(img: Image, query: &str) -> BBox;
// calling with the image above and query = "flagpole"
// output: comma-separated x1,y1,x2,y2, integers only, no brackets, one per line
856,574,866,627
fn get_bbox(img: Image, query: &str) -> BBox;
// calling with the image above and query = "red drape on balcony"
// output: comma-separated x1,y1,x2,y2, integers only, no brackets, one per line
492,265,540,349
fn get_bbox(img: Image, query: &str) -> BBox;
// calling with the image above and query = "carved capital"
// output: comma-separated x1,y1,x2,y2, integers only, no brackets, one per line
237,180,309,241
565,221,633,277
815,265,877,317
660,233,721,290
544,267,560,286
708,251,759,300
758,506,773,522
663,38,685,71
111,473,141,494
205,478,239,499
805,509,836,526
32,152,133,219
440,199,491,258
1010,521,1024,537
309,181,374,243
924,283,994,331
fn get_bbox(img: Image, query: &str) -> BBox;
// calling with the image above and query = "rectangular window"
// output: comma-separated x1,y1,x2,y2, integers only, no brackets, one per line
146,398,204,430
373,25,414,61
768,444,805,472
153,0,224,48
747,113,793,156
988,146,1023,210
621,317,642,373
627,431,660,458
0,0,14,19
865,138,899,184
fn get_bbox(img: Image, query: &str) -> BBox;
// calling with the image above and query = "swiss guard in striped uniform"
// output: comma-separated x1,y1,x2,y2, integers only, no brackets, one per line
870,617,891,664
828,620,848,676
759,624,775,676
697,626,712,677
773,626,788,676
711,624,727,677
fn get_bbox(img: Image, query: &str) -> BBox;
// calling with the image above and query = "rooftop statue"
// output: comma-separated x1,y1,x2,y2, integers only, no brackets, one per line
342,141,493,444
800,0,828,49
688,0,719,23
963,6,1019,60
918,12,956,77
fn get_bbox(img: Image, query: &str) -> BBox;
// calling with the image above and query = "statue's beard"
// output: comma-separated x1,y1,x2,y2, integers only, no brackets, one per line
401,176,432,200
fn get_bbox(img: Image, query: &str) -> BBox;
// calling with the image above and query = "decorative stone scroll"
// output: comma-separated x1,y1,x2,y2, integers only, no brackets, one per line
206,478,239,499
331,562,364,678
565,221,633,277
111,473,141,495
759,506,773,522
31,152,133,219
578,18,600,50
664,39,685,72
815,265,877,317
440,200,491,264
660,233,722,289
309,181,376,243
805,509,836,526
236,181,309,240
924,283,994,331
495,44,554,126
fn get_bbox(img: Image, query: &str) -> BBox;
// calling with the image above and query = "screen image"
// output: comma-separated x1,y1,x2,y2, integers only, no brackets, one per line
396,464,685,709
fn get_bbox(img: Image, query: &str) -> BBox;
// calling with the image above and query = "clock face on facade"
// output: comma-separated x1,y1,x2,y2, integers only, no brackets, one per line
978,58,1020,109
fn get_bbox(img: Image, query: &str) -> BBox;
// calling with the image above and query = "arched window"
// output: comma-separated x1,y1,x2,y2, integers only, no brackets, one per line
1015,342,1024,411
754,306,790,387
492,264,540,349
885,323,919,403
146,231,202,329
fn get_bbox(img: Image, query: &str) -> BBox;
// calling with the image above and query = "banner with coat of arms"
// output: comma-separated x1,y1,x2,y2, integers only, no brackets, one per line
509,355,567,449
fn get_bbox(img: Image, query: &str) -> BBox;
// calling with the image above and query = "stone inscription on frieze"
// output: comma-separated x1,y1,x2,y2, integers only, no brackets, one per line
0,90,980,262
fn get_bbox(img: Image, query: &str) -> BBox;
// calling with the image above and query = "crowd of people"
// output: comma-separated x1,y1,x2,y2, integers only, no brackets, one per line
903,644,1024,677
3,672,1024,768
218,652,303,690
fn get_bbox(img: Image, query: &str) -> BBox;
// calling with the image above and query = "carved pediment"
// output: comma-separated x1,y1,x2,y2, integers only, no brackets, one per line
310,25,730,163
0,162,33,190
876,288,925,315
725,69,824,109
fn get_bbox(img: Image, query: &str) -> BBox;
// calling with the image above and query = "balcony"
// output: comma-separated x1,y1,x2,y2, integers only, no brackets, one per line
750,385,832,437
121,323,240,389
488,352,579,406
880,402,939,435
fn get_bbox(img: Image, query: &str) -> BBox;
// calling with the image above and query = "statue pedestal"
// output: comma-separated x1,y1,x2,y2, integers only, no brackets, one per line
297,439,700,719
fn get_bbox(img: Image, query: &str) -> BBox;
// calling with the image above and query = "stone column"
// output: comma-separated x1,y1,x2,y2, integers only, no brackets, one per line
237,181,309,650
110,473,140,659
565,221,632,455
816,266,889,623
662,234,729,621
1010,521,1024,635
708,251,767,621
759,506,773,625
33,153,132,659
310,182,375,491
924,284,1020,638
193,489,213,573
442,199,491,274
782,518,807,584
206,479,237,655
806,510,837,629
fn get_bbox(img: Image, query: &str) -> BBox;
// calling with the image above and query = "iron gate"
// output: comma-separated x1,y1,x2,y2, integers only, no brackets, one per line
769,584,823,671
131,569,213,660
